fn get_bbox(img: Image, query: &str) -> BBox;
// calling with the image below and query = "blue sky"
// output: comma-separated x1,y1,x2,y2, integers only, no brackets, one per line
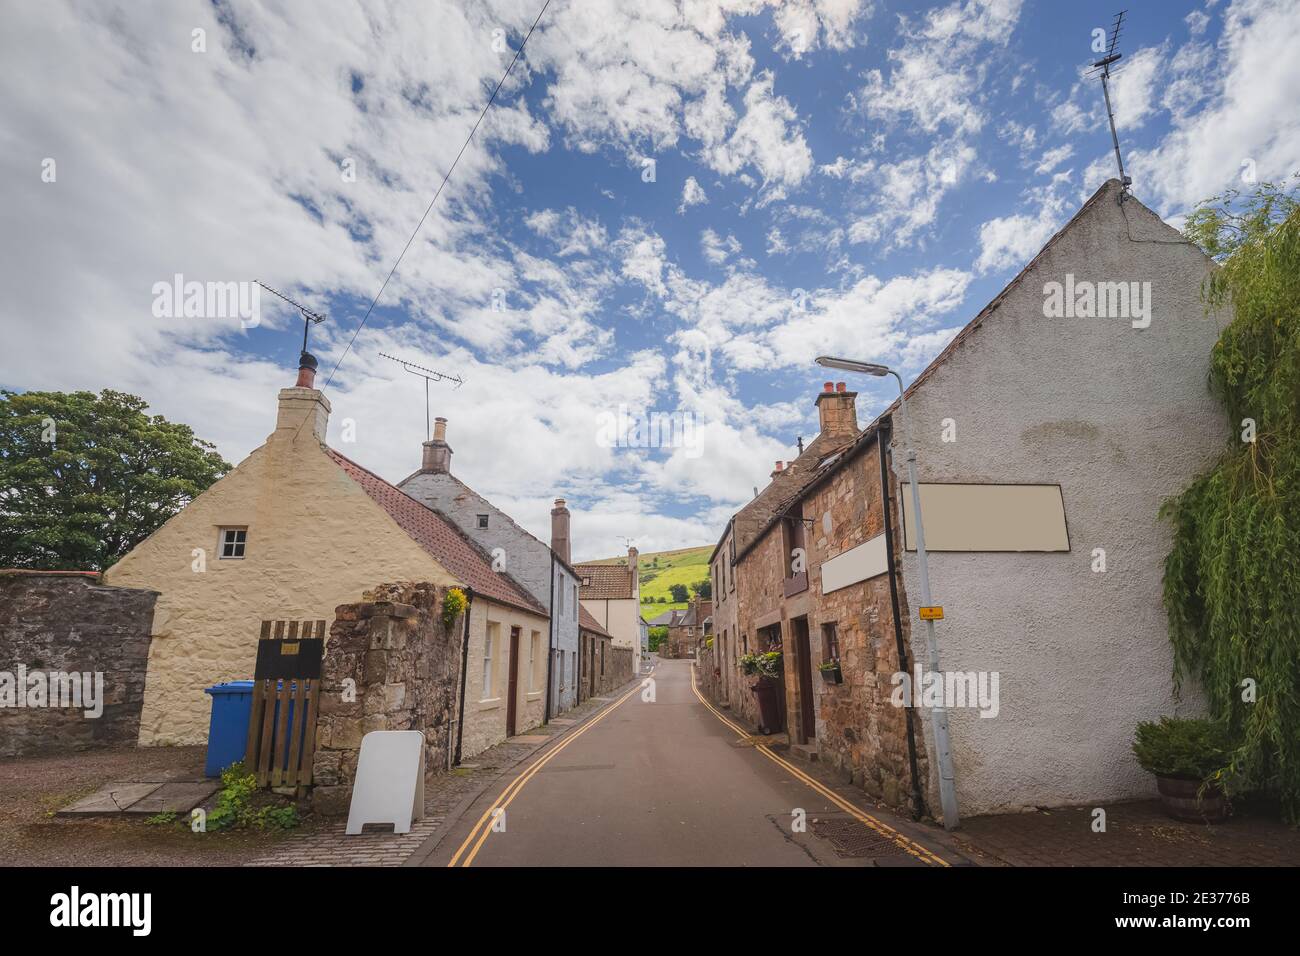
3,0,1296,559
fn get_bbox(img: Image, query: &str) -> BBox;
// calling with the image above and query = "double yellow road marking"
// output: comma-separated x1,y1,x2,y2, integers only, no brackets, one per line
689,664,949,867
447,678,645,867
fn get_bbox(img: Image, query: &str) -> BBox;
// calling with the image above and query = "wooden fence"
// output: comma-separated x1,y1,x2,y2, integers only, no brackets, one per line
244,619,325,791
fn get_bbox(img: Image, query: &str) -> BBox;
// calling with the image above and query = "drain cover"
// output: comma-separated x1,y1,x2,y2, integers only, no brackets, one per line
810,816,911,859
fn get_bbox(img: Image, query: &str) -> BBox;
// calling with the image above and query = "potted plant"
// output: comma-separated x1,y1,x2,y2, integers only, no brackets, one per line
740,652,784,734
818,659,842,684
1132,717,1233,823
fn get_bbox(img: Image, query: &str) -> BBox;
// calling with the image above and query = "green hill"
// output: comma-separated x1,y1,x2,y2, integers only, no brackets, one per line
586,545,713,617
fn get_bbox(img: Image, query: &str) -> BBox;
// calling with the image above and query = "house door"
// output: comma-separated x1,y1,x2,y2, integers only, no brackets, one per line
507,626,521,737
793,616,815,744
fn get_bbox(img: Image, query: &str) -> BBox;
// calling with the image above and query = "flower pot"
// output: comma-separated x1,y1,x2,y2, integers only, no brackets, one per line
819,664,842,685
750,676,782,734
1154,773,1229,824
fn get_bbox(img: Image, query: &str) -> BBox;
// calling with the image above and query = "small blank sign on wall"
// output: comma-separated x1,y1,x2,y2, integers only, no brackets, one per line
901,483,1069,552
822,533,889,594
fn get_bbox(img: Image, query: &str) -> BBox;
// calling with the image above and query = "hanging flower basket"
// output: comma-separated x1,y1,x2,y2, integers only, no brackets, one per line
818,660,842,684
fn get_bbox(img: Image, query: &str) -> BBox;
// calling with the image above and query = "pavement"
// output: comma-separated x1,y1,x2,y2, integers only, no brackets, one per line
415,657,964,867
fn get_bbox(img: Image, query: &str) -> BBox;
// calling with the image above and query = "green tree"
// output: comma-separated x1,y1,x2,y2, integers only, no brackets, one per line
691,578,712,600
669,582,689,603
0,389,231,571
1162,180,1300,819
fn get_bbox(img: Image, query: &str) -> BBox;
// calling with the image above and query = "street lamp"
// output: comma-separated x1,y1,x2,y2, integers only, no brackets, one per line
816,356,960,830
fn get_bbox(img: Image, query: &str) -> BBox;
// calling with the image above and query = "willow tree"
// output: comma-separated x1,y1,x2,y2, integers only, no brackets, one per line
1162,181,1300,820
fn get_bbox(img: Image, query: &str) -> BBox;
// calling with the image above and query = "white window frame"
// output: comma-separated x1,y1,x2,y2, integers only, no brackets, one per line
528,631,539,691
482,624,496,700
219,527,247,559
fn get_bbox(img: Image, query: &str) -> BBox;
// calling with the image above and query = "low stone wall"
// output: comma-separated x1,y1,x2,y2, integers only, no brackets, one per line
311,582,462,816
0,570,158,757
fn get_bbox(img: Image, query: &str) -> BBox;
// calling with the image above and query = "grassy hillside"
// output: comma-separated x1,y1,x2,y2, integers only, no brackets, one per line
586,545,712,617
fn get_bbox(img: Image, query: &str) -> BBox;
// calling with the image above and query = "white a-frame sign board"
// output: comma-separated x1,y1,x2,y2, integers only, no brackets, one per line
346,730,426,835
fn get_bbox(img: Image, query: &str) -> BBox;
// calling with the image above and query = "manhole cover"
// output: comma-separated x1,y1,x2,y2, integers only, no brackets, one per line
810,816,912,859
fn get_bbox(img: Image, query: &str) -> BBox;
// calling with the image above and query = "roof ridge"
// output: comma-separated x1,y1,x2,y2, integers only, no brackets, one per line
325,447,546,617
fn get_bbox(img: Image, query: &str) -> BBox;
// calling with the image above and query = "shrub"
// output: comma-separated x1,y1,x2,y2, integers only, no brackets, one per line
1132,717,1235,781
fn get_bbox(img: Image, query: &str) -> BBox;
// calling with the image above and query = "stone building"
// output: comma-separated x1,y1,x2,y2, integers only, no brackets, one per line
103,357,550,760
574,548,642,654
661,598,711,659
579,606,633,698
399,421,582,720
707,180,1227,819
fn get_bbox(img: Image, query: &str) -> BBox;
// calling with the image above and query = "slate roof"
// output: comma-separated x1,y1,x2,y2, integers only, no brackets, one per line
574,561,635,600
578,605,612,639
326,448,547,617
646,609,676,627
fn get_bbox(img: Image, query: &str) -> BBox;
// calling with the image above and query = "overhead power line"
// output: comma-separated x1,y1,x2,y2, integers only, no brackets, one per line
313,0,555,397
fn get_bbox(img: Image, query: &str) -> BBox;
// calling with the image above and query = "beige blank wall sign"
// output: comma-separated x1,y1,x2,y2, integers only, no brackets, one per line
901,483,1069,552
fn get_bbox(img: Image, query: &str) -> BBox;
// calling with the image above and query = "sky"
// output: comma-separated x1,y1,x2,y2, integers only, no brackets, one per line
2,0,1298,561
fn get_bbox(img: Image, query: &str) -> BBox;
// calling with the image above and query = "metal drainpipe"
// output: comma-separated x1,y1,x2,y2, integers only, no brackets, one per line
453,586,474,766
544,551,556,723
879,419,927,821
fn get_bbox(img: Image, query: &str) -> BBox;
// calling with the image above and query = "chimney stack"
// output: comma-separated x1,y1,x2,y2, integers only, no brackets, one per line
770,460,785,479
815,380,858,439
628,545,638,582
550,498,571,564
421,416,453,474
275,352,330,441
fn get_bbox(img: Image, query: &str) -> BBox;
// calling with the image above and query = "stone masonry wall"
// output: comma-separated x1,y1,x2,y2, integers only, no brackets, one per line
311,582,462,815
800,440,927,816
0,571,158,757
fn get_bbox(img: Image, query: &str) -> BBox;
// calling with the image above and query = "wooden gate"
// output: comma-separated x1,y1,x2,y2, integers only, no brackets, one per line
244,619,325,790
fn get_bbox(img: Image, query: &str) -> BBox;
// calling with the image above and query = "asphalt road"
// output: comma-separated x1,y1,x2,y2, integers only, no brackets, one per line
428,658,951,867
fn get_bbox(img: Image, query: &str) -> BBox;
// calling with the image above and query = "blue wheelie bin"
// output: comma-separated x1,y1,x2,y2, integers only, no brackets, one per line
204,681,255,777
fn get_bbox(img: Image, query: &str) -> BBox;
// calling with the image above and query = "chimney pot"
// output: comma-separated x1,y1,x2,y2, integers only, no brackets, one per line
295,351,318,389
823,381,834,392
774,461,784,471
836,381,846,393
433,417,447,442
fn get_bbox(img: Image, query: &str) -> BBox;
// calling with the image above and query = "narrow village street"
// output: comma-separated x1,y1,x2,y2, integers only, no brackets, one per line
419,659,957,867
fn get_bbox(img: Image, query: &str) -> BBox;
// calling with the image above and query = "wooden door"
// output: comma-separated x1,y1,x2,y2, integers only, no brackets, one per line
794,617,815,743
507,626,520,737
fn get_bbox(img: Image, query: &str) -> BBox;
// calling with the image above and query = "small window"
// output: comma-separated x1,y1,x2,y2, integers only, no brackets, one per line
476,514,489,529
219,528,247,559
483,623,497,699
822,622,840,662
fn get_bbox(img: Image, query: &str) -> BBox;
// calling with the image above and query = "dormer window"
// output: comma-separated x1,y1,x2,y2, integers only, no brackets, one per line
476,514,489,529
219,527,247,559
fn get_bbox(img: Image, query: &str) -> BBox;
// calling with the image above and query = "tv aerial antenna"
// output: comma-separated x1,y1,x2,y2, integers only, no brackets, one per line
1087,10,1132,202
379,352,464,441
255,281,327,356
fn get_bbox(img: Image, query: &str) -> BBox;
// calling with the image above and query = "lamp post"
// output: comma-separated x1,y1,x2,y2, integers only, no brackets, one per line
816,356,960,830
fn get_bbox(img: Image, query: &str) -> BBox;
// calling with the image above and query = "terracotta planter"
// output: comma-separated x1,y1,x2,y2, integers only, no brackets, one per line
1155,773,1229,824
819,664,842,685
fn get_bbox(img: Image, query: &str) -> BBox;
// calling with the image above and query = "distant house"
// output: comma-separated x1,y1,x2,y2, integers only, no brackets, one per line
661,598,712,659
708,180,1228,819
104,359,550,760
579,605,633,698
399,418,582,719
574,548,642,655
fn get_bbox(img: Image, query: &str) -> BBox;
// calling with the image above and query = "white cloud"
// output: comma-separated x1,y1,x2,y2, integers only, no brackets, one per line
1034,144,1074,175
700,229,743,264
1135,0,1300,214
678,175,709,213
702,71,814,192
856,0,1024,135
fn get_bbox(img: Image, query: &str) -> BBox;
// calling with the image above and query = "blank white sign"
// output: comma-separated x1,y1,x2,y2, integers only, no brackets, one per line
821,533,889,594
345,730,425,835
901,483,1069,552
